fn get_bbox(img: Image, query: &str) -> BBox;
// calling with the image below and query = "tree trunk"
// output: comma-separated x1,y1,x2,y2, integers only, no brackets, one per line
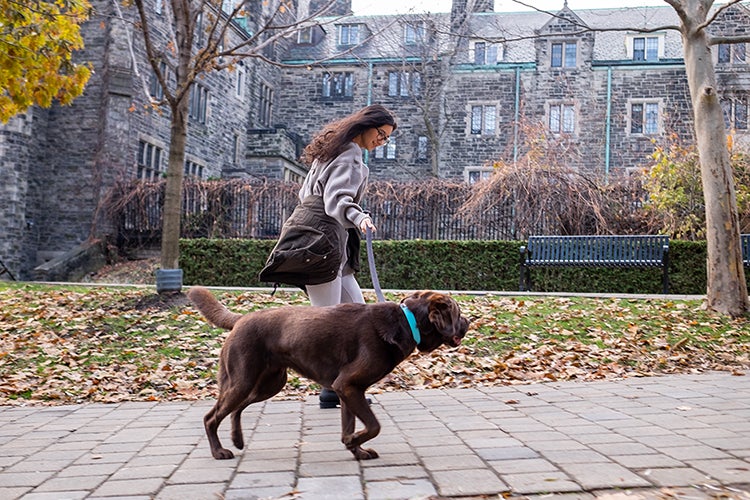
679,1,748,316
160,99,188,271
157,0,192,287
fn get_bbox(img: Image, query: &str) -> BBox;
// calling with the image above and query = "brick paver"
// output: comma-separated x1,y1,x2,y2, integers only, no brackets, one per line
0,372,748,499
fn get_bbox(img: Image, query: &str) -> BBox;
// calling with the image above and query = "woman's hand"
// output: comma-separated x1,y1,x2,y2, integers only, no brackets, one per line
360,217,376,234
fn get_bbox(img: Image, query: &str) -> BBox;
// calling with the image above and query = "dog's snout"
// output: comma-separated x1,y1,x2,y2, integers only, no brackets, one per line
444,314,469,347
456,315,469,336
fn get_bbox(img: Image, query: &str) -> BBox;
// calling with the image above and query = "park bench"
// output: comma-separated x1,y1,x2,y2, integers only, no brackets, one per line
519,235,670,294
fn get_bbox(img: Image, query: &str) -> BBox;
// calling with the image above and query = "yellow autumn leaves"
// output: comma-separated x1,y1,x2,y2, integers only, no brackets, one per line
0,0,92,122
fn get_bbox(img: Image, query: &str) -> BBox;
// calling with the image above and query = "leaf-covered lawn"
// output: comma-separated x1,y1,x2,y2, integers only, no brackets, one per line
1,283,748,406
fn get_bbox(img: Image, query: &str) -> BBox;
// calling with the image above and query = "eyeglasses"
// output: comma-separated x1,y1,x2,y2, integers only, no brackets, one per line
376,127,390,145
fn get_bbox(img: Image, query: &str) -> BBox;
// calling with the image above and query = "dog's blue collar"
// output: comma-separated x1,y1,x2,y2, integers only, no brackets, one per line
400,303,421,345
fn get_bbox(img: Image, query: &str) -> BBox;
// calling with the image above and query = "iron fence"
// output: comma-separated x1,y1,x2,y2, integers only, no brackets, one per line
108,178,644,247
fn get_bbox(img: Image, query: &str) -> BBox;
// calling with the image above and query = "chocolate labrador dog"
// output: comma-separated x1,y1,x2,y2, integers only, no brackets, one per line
188,286,469,460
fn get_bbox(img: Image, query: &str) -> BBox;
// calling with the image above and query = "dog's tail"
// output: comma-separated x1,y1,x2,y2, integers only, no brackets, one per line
187,286,243,330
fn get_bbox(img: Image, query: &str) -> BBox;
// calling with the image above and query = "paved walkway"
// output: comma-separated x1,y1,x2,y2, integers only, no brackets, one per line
0,372,749,500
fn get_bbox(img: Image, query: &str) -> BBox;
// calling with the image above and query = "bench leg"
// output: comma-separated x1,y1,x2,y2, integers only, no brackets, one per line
0,259,15,281
520,265,531,291
519,247,530,292
520,266,532,292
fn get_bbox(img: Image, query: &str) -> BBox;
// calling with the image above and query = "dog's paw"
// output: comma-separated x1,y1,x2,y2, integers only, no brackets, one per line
212,448,235,460
231,431,245,450
351,446,379,460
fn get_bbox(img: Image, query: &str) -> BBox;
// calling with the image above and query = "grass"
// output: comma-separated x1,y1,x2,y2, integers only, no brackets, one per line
0,282,748,405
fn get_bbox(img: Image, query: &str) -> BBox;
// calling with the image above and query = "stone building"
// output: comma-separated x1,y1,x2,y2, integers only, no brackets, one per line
1,0,749,280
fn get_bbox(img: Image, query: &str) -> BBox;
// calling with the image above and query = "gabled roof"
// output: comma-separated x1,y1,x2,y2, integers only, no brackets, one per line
282,3,748,66
538,4,588,34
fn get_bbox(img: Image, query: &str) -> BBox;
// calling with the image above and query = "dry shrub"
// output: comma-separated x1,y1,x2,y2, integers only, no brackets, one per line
458,160,651,240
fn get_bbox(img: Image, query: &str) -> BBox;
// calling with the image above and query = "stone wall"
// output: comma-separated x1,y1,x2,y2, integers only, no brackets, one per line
3,0,750,280
0,0,304,279
0,114,33,280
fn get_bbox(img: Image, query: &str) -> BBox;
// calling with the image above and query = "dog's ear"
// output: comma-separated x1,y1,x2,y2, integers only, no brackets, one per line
427,294,459,336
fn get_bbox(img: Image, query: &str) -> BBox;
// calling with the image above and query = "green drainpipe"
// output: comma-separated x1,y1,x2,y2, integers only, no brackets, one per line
365,62,374,163
605,66,612,182
514,66,521,165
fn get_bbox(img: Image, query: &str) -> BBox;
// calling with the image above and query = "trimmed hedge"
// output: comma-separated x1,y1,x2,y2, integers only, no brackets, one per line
181,238,277,288
180,238,745,294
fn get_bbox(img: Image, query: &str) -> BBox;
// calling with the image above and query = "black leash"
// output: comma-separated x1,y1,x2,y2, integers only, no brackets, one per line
365,227,386,303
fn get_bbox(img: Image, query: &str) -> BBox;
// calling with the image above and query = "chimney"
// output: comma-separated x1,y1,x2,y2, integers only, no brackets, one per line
309,0,352,16
451,0,468,32
452,0,494,31
473,0,494,12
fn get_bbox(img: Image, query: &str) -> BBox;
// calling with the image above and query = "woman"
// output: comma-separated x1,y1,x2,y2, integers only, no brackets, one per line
299,105,396,305
300,104,397,407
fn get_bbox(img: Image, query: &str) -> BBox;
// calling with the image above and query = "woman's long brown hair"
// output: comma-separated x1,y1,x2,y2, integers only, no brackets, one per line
301,104,398,166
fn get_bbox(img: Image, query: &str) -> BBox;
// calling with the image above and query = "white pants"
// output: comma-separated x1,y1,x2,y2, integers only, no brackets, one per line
307,272,364,306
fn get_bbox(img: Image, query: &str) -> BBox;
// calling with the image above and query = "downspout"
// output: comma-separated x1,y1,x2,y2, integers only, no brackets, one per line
367,61,374,105
513,66,521,165
365,61,374,163
605,66,612,182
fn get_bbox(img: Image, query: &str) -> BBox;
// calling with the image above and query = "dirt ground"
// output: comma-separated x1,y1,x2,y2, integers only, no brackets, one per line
84,257,160,285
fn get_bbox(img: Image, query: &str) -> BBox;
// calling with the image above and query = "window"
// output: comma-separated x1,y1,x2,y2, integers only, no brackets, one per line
234,15,250,33
196,12,204,46
466,168,493,184
470,105,496,135
565,43,577,67
405,22,425,45
633,36,659,61
262,39,275,60
322,72,353,98
630,101,660,135
387,71,420,97
184,160,204,179
718,43,746,64
297,26,312,44
284,168,304,184
551,41,576,68
233,133,241,165
736,43,747,63
236,64,245,98
259,83,273,126
338,24,359,45
722,96,748,130
137,140,163,180
471,41,499,65
718,44,730,63
374,138,396,159
189,83,208,124
417,135,429,160
549,103,575,134
217,34,226,55
149,62,166,100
